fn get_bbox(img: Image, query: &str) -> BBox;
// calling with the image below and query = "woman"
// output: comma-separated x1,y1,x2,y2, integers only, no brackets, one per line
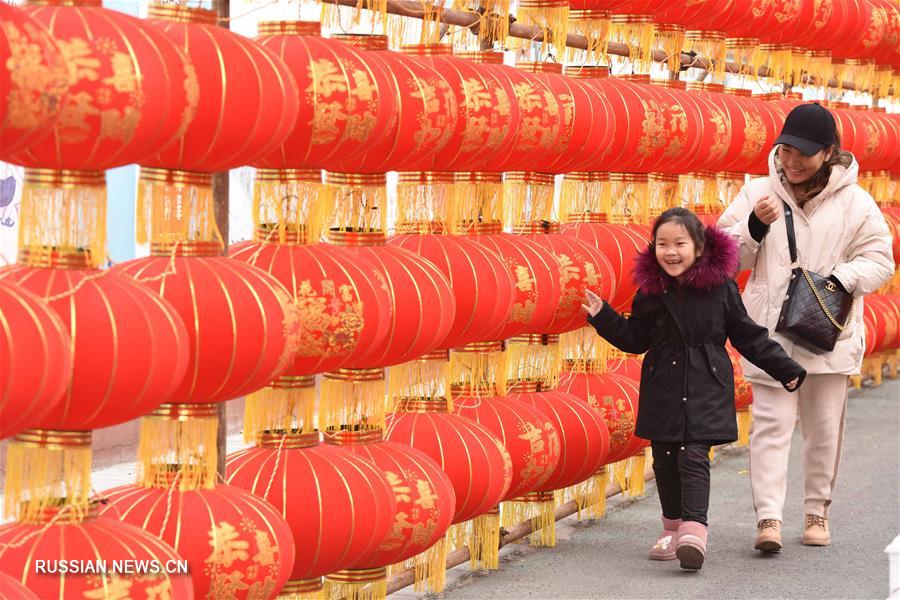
717,102,894,552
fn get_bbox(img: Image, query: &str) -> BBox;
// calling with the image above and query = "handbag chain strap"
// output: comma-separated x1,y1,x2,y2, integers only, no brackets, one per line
783,200,855,331
799,268,855,331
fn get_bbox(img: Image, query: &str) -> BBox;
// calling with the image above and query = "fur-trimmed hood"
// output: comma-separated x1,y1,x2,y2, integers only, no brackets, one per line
633,225,739,295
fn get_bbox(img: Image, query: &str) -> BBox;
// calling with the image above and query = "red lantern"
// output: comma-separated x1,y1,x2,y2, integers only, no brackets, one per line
556,371,644,463
522,228,617,335
385,405,513,524
252,21,395,171
226,432,397,596
8,0,195,170
327,36,458,173
452,393,562,500
387,233,516,348
321,428,455,577
398,47,519,173
487,64,564,172
115,252,289,405
725,0,805,41
506,386,610,492
229,241,391,375
101,482,295,599
514,63,610,174
0,572,38,600
143,4,297,173
560,221,647,312
0,265,188,431
468,229,563,340
323,232,456,369
0,280,71,439
864,294,900,352
0,2,68,161
607,355,643,380
0,511,193,599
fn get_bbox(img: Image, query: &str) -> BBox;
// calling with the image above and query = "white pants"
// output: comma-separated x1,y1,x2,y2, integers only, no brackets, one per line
749,374,849,521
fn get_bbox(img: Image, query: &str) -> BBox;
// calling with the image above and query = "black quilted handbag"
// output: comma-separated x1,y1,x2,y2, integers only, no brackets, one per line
775,201,855,354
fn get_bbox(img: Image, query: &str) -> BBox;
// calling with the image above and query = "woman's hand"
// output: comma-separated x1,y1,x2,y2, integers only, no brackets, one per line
581,289,605,317
753,194,781,225
785,377,799,391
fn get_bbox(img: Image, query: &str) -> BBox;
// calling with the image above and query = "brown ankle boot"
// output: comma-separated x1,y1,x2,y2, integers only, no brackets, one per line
755,519,782,552
802,514,830,546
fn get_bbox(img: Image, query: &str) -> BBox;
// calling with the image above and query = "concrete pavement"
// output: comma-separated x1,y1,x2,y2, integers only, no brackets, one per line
416,378,899,600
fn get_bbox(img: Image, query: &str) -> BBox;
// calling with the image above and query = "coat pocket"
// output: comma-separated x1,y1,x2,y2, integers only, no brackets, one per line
705,349,732,389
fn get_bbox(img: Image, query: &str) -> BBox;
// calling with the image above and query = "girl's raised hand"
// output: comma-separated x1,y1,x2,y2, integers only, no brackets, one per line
581,289,605,317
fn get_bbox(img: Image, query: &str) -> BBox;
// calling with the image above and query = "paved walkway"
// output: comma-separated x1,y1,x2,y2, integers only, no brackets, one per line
409,378,899,600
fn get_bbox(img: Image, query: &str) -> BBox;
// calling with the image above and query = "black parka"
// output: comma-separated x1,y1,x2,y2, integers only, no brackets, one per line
587,226,806,445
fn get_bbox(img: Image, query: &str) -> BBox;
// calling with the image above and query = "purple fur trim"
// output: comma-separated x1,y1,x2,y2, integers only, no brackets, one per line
632,225,739,295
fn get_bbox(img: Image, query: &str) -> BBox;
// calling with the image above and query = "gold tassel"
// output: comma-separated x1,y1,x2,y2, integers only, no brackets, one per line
832,59,875,93
648,173,680,219
874,66,893,99
387,355,451,412
506,336,561,390
504,172,556,230
450,342,507,398
573,467,608,520
396,172,455,234
685,31,726,79
278,578,324,600
388,2,444,45
452,0,510,46
609,173,649,225
137,168,222,248
567,10,610,65
502,492,556,547
243,377,317,444
4,430,92,524
627,448,649,497
137,404,218,491
613,458,628,492
681,172,721,214
803,50,832,87
655,24,686,73
512,0,570,58
726,37,761,80
450,173,504,234
610,15,655,73
320,369,387,430
717,172,746,207
758,44,792,83
560,172,609,222
323,172,387,234
18,170,107,269
412,536,449,593
254,169,325,245
737,408,752,447
468,509,501,570
559,327,608,373
708,446,716,462
324,569,387,600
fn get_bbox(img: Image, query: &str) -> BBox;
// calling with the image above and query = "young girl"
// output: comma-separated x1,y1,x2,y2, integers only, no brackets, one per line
581,207,806,571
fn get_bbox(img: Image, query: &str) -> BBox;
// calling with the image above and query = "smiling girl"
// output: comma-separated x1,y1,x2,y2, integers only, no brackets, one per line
582,207,806,571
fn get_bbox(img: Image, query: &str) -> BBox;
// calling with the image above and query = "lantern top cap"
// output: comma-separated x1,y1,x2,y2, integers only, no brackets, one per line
148,3,218,24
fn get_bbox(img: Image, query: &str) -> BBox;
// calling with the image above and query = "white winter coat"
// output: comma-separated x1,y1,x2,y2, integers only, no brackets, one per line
717,148,895,386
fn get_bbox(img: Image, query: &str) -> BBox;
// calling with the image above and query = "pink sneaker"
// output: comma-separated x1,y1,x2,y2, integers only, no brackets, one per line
675,521,708,571
649,516,682,560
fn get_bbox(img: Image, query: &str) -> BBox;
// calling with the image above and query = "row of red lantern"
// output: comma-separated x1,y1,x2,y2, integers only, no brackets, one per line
572,0,900,69
4,4,898,189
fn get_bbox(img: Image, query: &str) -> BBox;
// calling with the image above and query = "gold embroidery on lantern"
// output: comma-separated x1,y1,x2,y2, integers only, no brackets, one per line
207,522,251,568
511,300,537,323
253,530,278,567
514,264,536,292
292,279,364,358
741,112,766,159
2,21,68,130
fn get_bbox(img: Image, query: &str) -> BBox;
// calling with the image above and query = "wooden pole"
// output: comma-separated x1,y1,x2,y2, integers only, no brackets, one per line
213,0,231,481
320,0,870,92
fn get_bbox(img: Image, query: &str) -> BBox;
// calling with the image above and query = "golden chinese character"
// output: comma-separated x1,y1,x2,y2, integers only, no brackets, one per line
207,521,250,568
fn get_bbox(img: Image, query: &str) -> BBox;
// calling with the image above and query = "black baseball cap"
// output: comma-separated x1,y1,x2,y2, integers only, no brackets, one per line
773,102,837,156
